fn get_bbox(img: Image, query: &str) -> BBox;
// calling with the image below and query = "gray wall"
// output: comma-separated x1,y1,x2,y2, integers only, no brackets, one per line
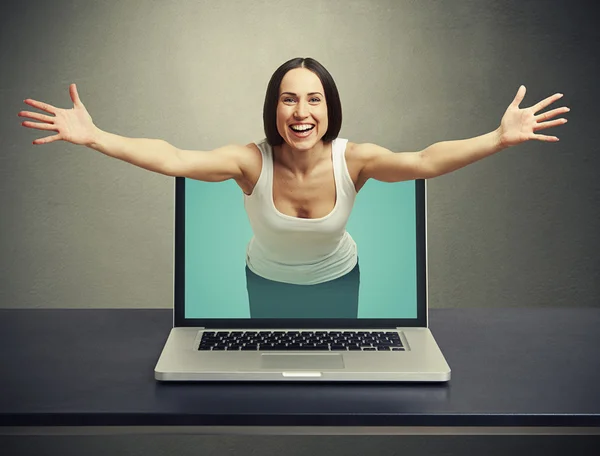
2,0,598,311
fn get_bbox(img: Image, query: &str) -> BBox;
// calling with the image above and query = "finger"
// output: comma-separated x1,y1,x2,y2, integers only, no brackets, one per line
535,106,570,121
510,85,526,107
23,98,57,115
70,83,82,106
18,110,55,123
534,118,568,131
532,93,563,113
32,134,62,145
531,133,559,142
21,120,59,131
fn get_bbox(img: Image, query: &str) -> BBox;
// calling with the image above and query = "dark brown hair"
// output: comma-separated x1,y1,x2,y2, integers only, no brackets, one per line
263,57,342,146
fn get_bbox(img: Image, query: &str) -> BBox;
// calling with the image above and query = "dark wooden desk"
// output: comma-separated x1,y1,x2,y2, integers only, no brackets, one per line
1,308,599,434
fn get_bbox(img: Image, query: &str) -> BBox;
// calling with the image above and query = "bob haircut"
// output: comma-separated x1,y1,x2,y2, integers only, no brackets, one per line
263,57,342,146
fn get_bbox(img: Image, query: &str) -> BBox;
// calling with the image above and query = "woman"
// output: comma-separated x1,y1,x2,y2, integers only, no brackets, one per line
18,57,569,318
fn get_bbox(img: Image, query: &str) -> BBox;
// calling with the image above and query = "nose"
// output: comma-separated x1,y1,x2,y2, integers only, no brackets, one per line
294,100,309,119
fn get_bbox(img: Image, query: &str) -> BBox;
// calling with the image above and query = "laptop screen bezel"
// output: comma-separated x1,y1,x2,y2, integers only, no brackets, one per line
173,176,428,329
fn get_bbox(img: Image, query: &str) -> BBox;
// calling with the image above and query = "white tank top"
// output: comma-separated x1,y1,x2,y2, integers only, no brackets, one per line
243,138,358,285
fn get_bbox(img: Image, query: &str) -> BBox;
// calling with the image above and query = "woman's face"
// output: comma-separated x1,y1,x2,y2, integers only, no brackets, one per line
276,68,328,151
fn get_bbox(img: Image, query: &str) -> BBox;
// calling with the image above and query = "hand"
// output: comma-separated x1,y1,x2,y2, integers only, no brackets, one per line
498,85,570,148
19,84,98,146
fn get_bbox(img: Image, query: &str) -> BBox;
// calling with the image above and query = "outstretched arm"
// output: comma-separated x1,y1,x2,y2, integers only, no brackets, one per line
359,86,570,182
19,84,248,181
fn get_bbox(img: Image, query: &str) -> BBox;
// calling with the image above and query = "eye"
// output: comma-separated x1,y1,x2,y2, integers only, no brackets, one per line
282,97,296,104
309,97,321,103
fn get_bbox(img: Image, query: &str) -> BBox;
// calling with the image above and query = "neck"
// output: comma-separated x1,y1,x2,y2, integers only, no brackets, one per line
275,140,329,176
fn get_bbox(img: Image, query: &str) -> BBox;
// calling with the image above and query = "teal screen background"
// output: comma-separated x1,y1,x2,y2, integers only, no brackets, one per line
184,178,418,319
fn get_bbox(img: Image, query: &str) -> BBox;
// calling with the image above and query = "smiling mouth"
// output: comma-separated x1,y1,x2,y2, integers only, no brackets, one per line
289,124,315,132
289,124,315,139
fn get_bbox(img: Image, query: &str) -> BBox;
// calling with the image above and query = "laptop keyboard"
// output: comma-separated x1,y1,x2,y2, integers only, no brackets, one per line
198,330,405,351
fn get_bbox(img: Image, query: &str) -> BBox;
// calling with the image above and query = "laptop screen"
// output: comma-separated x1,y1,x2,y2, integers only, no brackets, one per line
175,164,426,328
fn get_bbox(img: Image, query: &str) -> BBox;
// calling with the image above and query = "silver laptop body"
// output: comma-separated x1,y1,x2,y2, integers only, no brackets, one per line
155,178,451,382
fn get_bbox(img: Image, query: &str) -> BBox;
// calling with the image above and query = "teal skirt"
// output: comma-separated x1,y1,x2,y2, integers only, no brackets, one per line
245,261,360,319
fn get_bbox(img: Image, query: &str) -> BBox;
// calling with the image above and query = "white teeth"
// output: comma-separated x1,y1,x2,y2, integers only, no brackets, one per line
290,124,314,132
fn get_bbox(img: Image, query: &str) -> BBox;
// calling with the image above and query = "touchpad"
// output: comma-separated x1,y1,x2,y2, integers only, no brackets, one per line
261,353,345,370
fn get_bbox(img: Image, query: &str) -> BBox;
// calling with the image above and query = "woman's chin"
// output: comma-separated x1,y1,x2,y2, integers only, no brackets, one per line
282,132,323,150
288,139,315,150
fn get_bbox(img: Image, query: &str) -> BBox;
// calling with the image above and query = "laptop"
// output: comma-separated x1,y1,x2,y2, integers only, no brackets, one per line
155,169,451,382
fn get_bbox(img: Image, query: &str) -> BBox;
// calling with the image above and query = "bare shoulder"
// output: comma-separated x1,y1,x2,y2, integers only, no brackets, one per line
232,142,262,194
345,142,394,190
210,143,261,173
240,142,262,176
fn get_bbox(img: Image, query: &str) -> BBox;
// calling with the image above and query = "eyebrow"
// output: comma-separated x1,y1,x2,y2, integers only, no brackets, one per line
280,92,324,97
